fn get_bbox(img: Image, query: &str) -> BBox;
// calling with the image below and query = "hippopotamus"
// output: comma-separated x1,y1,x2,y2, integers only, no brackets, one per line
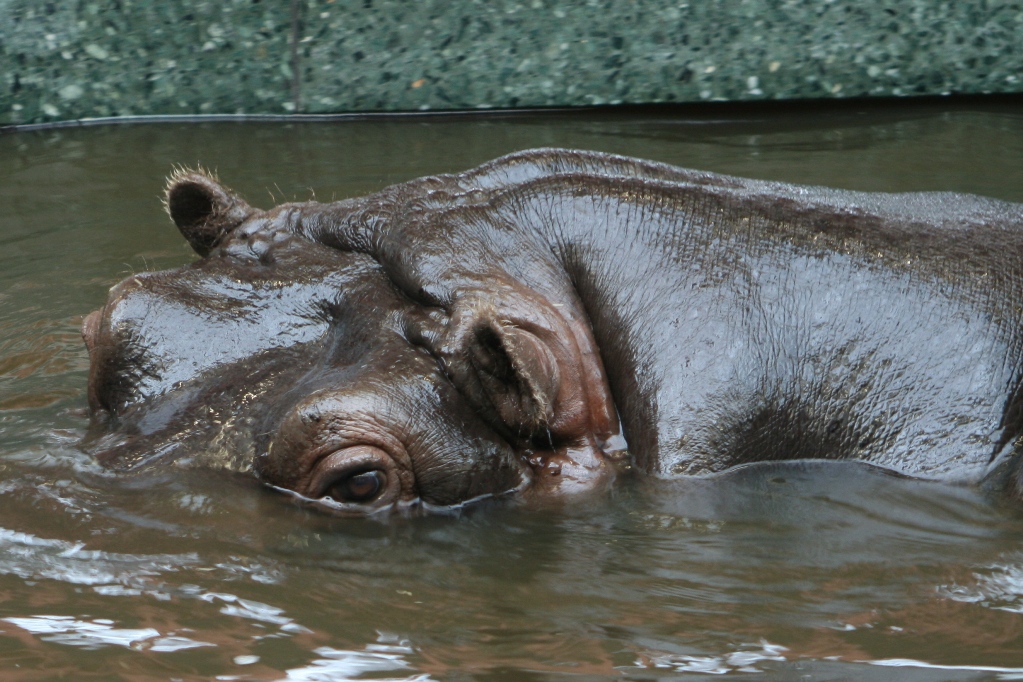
81,148,1023,515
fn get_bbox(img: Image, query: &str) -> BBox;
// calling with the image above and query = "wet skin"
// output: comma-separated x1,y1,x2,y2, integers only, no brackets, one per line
82,199,529,514
83,149,1023,514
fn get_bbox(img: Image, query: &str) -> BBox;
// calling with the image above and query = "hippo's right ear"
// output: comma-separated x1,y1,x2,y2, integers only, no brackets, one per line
164,168,255,257
440,296,592,446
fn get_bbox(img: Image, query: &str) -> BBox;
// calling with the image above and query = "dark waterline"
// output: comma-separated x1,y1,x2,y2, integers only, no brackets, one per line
1,102,1023,679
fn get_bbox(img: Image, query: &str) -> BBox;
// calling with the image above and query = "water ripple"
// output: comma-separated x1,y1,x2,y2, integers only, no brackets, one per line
941,553,1023,613
2,615,213,652
630,640,788,675
0,526,197,586
280,634,432,682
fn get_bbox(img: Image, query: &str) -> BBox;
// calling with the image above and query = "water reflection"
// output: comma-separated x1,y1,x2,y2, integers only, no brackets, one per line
1,104,1023,678
630,640,788,674
943,554,1023,613
3,615,212,652
0,526,198,587
866,660,1023,681
282,636,431,682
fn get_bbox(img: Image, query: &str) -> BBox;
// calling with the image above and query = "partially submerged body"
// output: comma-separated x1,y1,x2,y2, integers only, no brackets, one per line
82,149,1023,514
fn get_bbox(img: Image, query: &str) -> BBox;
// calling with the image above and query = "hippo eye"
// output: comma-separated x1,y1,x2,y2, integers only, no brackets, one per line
302,445,400,512
325,469,386,503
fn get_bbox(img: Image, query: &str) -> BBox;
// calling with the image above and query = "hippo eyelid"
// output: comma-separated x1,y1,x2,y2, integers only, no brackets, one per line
265,483,418,518
300,444,404,513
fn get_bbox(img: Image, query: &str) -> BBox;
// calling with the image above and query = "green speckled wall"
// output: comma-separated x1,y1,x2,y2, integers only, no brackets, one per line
2,0,1022,126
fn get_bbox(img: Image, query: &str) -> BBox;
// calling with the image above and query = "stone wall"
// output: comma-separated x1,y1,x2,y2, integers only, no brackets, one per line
2,0,1021,126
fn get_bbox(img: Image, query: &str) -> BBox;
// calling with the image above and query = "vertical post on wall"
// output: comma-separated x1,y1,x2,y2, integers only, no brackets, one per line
289,0,303,113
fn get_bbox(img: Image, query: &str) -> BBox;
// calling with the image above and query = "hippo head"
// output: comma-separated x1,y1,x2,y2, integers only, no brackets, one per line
81,170,623,515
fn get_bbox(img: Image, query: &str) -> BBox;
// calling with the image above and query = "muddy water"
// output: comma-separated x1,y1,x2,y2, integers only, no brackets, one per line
2,103,1023,679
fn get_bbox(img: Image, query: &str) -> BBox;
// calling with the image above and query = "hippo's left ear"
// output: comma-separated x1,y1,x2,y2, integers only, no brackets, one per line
164,168,255,257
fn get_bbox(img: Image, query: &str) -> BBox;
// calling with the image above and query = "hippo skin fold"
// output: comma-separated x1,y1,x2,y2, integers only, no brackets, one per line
81,148,1023,516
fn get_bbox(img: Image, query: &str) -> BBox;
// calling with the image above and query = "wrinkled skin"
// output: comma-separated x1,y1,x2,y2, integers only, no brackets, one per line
83,148,1023,515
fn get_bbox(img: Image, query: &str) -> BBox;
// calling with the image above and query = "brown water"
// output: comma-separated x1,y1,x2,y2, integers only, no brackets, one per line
2,103,1023,680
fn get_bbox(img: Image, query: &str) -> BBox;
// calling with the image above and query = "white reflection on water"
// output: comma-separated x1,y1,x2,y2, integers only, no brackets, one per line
0,527,198,586
4,612,431,680
0,526,283,588
632,640,788,674
2,615,213,651
214,559,285,584
941,553,1023,613
202,592,311,632
281,633,432,682
0,526,313,651
866,659,1023,680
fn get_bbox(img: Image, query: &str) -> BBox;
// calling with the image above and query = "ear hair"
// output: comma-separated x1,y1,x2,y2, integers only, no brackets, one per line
164,166,254,257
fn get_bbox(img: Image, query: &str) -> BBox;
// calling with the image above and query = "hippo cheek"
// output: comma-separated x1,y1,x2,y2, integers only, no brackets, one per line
83,345,318,472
